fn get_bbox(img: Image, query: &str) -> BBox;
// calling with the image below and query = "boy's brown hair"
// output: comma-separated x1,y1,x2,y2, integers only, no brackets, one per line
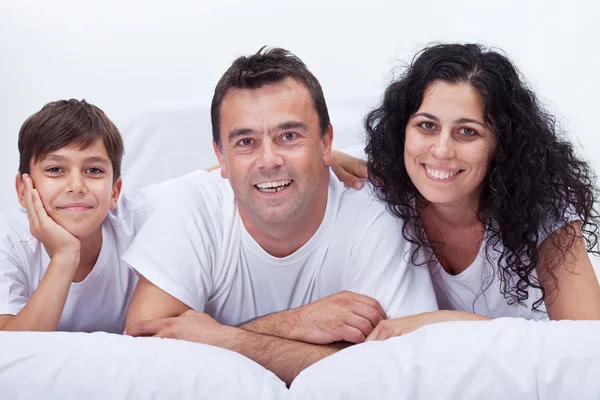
18,99,124,182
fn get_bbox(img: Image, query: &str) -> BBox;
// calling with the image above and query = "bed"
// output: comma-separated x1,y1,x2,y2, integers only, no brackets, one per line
1,106,599,399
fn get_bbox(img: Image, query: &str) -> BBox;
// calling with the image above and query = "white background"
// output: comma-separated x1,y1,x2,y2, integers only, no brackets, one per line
1,0,599,269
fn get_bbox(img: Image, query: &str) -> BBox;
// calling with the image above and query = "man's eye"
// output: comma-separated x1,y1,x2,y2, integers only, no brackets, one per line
282,132,297,141
237,138,253,146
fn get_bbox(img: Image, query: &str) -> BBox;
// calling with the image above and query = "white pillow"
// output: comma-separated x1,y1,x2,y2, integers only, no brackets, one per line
0,331,287,400
290,318,600,400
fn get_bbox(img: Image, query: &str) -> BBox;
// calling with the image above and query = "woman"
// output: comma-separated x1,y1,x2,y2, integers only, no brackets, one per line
332,43,600,340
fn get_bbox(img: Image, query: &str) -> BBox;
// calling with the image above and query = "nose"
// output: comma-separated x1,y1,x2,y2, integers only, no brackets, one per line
430,131,456,160
256,139,284,170
65,172,87,194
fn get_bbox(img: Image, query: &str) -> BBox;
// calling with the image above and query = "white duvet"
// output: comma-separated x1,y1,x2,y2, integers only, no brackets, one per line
2,318,600,399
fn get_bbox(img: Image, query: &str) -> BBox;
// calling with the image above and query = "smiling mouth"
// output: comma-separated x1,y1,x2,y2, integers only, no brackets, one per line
423,165,464,180
255,179,293,193
58,206,93,212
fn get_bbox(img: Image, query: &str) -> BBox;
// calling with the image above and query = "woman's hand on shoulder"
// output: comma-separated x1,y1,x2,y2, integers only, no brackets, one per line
331,150,368,190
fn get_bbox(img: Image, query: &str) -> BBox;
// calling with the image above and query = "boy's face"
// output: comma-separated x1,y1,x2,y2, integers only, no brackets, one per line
16,139,122,239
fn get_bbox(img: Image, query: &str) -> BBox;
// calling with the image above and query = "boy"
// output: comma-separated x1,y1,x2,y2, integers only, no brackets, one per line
0,99,165,333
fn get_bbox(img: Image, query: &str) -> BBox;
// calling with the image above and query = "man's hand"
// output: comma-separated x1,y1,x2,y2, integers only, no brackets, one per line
127,310,237,347
289,290,387,344
22,174,81,261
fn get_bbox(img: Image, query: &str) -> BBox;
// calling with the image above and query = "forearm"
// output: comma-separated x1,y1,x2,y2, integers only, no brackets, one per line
225,328,350,386
239,309,299,339
1,255,77,331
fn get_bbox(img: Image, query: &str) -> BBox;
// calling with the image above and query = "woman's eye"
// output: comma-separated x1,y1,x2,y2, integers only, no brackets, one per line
459,127,477,136
420,122,436,130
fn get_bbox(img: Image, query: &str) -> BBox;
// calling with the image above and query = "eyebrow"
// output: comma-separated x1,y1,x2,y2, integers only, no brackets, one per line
41,154,109,165
412,112,487,128
227,120,309,142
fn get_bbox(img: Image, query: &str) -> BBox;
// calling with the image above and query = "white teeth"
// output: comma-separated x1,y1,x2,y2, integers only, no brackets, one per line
425,166,459,180
256,180,292,191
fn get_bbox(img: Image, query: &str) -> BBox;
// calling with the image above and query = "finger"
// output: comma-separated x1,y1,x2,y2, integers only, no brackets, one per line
348,292,387,320
365,325,380,342
31,188,50,221
340,325,366,344
345,313,375,339
127,318,172,337
334,167,364,190
347,159,368,180
352,302,385,329
22,175,39,227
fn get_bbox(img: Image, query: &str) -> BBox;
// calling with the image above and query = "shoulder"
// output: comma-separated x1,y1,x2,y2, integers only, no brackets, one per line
0,209,39,266
108,169,234,228
0,209,36,247
330,173,392,224
328,173,404,246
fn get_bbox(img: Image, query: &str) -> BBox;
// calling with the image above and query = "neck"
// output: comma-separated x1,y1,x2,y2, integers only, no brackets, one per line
419,193,481,230
241,177,329,258
73,225,103,282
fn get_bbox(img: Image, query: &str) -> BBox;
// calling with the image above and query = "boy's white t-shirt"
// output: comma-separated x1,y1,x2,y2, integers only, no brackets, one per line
123,169,439,326
0,180,170,333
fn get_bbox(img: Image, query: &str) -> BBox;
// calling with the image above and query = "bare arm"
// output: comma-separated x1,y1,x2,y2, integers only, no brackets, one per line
537,221,600,320
224,328,349,386
129,309,350,387
125,275,191,333
239,291,387,344
0,254,78,331
1,175,82,331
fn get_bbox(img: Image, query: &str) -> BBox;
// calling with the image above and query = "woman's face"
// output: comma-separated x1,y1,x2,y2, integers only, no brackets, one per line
404,80,497,208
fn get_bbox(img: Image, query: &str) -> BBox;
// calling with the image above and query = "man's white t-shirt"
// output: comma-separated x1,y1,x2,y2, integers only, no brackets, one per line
123,170,438,326
0,181,170,333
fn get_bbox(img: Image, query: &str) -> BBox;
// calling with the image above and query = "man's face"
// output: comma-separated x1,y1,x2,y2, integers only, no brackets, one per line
17,139,122,239
214,77,333,226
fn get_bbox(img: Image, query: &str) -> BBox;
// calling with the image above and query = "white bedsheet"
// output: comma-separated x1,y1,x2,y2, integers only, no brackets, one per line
291,317,600,400
0,331,287,400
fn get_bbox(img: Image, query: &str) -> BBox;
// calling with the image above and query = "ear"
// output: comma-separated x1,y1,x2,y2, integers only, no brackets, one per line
321,124,334,166
213,140,228,179
15,173,25,208
109,177,123,211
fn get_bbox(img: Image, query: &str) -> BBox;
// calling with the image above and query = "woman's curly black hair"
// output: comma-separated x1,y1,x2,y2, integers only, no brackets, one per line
365,43,600,311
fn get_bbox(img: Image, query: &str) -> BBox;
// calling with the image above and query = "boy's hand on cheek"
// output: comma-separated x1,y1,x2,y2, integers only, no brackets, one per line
22,174,81,262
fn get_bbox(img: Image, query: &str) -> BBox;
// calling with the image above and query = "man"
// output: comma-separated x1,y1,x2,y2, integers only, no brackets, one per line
124,47,437,386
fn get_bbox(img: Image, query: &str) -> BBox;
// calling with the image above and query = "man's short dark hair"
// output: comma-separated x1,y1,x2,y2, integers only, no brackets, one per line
211,46,330,148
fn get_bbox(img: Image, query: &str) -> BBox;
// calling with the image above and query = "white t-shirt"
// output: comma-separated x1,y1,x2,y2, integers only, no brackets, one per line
123,169,438,326
0,181,170,333
428,215,581,320
338,143,577,320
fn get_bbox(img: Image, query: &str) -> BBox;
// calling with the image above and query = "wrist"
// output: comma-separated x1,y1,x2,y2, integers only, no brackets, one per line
282,308,302,340
49,251,80,270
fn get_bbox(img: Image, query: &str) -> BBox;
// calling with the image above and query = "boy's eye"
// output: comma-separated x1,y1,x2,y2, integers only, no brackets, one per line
86,167,104,174
45,167,63,173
